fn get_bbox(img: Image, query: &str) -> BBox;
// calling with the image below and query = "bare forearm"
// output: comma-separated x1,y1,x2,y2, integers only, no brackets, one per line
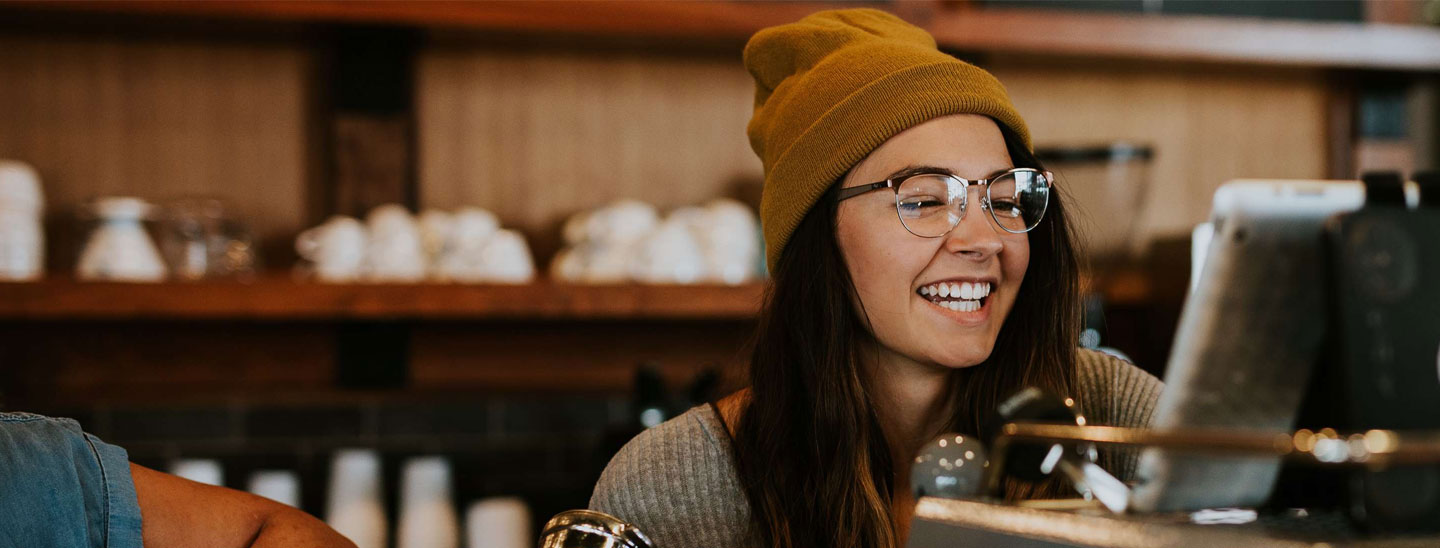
248,508,356,548
132,463,354,548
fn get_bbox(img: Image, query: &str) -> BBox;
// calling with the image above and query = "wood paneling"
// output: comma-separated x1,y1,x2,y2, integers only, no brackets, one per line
0,320,335,408
990,61,1330,246
409,320,753,393
0,318,752,407
0,34,312,262
416,45,763,262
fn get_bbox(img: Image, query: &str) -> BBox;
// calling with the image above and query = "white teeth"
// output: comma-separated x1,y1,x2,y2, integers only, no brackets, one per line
920,281,992,306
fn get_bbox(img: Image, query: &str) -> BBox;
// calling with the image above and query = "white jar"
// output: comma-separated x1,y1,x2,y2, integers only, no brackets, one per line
0,161,44,281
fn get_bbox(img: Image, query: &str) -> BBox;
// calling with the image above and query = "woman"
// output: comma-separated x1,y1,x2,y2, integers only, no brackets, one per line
591,8,1161,548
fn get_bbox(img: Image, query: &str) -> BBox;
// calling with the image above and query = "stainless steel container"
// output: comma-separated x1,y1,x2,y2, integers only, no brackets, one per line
538,510,655,548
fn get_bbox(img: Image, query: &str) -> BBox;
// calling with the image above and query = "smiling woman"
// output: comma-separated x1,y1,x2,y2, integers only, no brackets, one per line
834,115,1039,372
589,8,1162,548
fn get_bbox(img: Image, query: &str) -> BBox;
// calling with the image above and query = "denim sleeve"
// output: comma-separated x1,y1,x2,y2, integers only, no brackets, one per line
0,412,144,548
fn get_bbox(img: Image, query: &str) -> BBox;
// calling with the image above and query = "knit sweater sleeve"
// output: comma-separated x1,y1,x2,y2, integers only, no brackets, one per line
1073,348,1165,482
589,406,753,548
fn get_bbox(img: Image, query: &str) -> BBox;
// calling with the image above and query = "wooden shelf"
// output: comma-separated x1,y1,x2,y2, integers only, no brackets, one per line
5,1,1439,71
0,277,767,321
0,271,1159,321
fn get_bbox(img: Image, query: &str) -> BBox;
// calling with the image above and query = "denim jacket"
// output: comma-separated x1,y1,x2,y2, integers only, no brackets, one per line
0,412,143,548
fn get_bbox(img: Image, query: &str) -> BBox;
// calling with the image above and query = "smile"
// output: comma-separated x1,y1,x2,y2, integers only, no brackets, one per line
917,280,991,313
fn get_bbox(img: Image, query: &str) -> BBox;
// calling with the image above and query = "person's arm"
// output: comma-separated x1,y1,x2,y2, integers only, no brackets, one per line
131,463,356,548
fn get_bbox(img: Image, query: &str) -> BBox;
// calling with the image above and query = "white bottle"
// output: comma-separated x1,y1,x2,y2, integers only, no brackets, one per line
247,470,301,508
464,497,530,548
0,160,43,281
397,456,459,548
326,449,388,548
169,459,224,486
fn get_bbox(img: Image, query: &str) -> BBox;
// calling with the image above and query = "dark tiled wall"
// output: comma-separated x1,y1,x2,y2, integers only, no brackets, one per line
27,394,639,541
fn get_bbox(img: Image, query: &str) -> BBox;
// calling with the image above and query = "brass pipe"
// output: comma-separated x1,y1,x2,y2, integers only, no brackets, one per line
981,424,1440,499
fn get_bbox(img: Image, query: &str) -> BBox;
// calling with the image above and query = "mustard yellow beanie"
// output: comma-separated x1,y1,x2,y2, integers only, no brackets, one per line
746,8,1031,272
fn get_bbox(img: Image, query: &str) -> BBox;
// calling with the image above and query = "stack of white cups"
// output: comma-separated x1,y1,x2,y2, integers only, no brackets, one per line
319,450,534,548
169,459,225,486
0,160,43,281
397,456,459,548
326,449,388,548
465,497,531,548
247,470,301,508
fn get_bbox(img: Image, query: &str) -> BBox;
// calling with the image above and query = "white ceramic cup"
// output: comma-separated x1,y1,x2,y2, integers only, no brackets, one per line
433,207,500,282
325,449,388,548
630,215,704,284
418,209,455,263
0,160,43,215
366,204,426,282
247,470,301,508
297,216,369,283
169,459,225,487
77,197,167,282
464,497,531,548
0,212,42,281
397,456,459,548
475,229,535,284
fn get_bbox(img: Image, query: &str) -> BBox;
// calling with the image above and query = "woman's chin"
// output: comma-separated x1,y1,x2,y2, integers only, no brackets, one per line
931,346,993,369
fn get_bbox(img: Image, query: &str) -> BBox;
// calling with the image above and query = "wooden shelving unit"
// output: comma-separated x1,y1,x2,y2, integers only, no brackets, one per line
5,1,1439,71
0,277,767,321
0,0,1402,403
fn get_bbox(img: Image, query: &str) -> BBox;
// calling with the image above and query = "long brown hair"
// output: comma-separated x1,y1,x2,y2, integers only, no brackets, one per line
732,123,1081,548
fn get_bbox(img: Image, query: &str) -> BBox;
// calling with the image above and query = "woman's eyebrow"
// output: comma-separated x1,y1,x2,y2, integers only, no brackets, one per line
884,164,954,181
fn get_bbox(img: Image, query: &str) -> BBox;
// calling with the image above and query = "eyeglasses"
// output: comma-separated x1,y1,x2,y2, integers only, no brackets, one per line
833,167,1052,236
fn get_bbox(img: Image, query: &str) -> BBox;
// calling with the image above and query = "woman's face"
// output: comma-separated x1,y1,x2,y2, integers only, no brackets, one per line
835,114,1029,369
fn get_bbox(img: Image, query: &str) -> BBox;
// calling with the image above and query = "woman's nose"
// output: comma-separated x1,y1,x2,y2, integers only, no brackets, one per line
942,197,1004,260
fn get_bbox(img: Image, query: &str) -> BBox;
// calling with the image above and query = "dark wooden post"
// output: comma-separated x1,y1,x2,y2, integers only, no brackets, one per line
317,25,422,388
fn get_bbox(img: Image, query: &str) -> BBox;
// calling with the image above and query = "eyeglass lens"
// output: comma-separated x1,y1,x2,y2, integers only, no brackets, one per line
894,171,1050,236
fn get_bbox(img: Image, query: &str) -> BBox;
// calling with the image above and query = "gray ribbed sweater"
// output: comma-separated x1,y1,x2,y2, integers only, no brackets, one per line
589,348,1163,548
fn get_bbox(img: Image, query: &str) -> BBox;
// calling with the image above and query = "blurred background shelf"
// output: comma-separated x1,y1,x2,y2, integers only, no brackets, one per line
0,277,767,320
0,272,1158,321
5,1,1439,70
0,0,1433,526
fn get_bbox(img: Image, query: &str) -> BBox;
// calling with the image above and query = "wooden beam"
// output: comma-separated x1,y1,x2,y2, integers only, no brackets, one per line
1327,76,1358,180
6,1,1440,71
321,26,420,217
